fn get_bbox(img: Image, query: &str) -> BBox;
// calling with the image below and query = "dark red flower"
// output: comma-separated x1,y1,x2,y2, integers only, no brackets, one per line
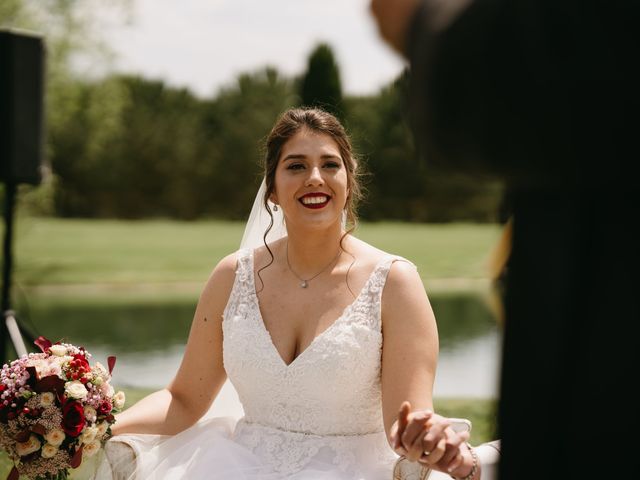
34,374,65,395
70,444,84,469
34,336,52,353
62,401,85,437
108,356,116,375
97,401,112,416
8,465,19,480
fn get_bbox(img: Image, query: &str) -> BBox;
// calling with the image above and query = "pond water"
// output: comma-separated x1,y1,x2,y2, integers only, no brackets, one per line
16,291,501,399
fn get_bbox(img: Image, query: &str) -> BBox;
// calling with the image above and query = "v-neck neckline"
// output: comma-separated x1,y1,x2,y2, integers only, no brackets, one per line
248,251,388,369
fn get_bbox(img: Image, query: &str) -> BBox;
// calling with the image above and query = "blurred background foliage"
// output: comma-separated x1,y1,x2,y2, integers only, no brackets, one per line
0,2,502,444
2,0,503,222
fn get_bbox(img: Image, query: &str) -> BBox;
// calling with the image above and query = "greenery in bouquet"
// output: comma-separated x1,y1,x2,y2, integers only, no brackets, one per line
0,337,125,480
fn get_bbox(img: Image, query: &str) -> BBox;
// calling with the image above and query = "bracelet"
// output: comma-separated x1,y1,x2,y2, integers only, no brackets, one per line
450,443,478,480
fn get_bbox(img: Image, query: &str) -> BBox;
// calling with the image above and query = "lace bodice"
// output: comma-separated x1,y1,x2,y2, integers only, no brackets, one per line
221,249,399,475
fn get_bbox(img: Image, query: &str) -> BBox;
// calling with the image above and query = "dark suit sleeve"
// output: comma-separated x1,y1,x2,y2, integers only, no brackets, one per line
406,0,639,188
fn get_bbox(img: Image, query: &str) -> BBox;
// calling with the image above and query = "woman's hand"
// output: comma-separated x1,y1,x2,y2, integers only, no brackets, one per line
389,401,473,476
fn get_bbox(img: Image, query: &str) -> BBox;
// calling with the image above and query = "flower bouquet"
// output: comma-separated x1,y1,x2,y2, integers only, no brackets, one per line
0,337,125,480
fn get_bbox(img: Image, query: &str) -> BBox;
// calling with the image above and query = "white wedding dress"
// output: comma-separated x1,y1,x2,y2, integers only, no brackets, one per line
98,248,402,479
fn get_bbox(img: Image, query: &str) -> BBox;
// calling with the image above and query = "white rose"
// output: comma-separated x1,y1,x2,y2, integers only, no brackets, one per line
82,440,101,457
44,429,66,446
112,391,126,410
92,362,109,379
96,421,109,438
49,344,67,356
15,435,41,456
41,443,59,458
84,405,97,422
65,381,88,400
80,425,98,444
99,383,114,398
39,392,56,407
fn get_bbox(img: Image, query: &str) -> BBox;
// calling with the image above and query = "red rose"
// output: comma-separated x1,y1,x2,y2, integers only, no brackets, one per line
62,401,85,437
97,401,112,416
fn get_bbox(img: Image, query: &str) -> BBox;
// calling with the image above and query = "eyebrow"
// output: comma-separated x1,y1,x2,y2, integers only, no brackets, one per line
282,153,342,162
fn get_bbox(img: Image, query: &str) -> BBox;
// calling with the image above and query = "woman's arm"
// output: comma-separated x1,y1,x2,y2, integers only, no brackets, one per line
111,253,237,436
381,261,477,478
381,260,438,433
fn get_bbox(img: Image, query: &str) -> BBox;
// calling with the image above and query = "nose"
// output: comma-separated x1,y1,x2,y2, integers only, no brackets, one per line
305,166,324,186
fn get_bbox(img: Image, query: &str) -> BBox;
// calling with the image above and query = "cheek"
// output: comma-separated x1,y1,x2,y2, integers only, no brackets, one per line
337,173,349,198
272,172,293,201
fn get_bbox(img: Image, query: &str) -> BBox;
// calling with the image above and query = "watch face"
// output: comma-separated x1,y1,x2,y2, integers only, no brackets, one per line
450,418,472,434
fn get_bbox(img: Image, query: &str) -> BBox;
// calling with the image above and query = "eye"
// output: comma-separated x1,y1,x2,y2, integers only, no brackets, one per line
286,163,305,170
324,161,341,169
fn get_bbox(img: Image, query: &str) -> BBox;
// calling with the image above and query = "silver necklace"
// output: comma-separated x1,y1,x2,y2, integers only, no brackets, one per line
285,243,342,288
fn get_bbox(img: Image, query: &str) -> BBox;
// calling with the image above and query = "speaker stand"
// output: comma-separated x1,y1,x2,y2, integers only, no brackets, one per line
1,182,34,362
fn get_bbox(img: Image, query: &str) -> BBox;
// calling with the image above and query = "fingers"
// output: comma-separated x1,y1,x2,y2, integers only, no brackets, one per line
446,452,465,475
401,413,435,461
392,401,411,451
398,401,411,434
445,442,474,477
420,416,449,458
400,410,432,456
438,427,469,469
393,401,436,460
392,403,472,475
404,424,428,461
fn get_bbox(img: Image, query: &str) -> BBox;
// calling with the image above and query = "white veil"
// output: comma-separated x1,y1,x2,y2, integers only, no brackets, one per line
239,178,288,250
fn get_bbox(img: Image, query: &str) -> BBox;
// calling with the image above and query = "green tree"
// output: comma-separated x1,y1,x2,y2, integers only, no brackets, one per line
203,67,298,219
52,75,213,219
53,67,297,220
346,71,503,222
300,43,344,119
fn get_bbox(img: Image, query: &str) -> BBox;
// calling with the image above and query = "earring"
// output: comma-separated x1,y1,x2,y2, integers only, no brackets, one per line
273,204,278,212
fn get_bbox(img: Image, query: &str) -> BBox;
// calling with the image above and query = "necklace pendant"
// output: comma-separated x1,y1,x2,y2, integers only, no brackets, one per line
300,280,308,288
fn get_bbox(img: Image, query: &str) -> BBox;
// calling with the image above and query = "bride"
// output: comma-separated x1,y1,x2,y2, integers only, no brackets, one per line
99,108,486,479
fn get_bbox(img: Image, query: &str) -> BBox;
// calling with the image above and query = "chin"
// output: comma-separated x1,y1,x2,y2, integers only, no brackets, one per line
293,213,342,232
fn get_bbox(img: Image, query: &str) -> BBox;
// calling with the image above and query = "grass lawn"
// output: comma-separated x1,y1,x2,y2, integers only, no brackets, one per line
14,217,502,289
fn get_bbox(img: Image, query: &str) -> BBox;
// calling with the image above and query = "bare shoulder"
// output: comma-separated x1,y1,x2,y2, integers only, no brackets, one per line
347,235,417,279
368,247,429,325
198,251,239,307
345,235,389,268
385,259,421,291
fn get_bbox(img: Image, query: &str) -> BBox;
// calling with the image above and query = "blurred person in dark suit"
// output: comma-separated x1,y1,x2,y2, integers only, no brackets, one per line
370,1,639,478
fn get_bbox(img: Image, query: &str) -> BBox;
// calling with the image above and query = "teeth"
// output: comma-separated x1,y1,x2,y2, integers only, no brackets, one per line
301,196,328,205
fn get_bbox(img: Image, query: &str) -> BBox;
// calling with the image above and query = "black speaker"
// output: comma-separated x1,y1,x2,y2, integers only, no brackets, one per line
0,29,44,186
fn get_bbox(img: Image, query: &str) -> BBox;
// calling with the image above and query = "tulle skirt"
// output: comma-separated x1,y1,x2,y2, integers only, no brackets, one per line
94,416,399,480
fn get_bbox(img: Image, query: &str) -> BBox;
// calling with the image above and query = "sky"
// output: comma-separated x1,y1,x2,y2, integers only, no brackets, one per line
103,0,407,98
